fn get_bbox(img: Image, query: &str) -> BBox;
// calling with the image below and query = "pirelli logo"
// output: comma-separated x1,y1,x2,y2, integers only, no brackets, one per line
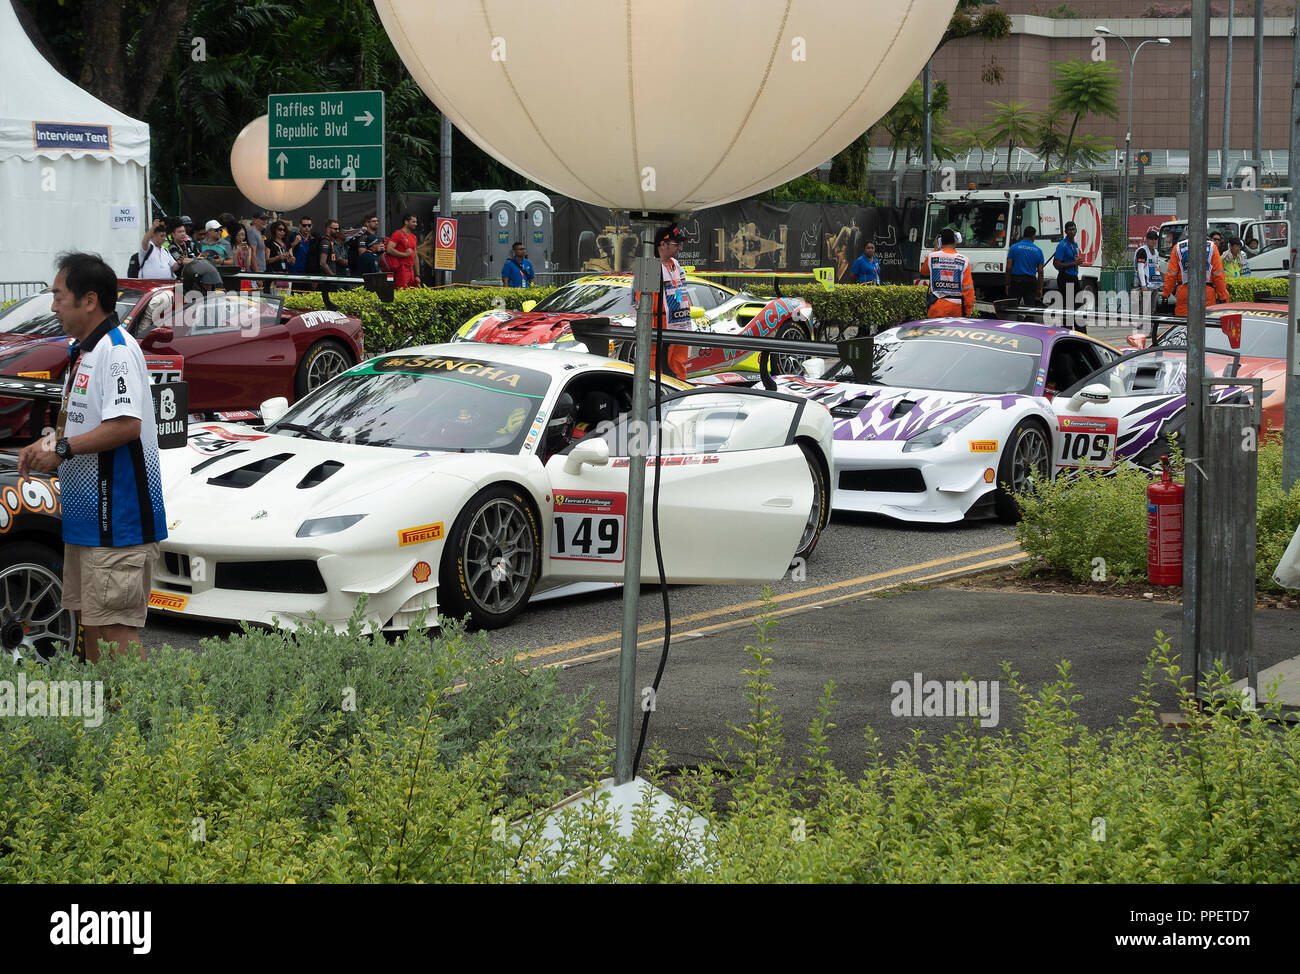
148,591,188,611
398,522,444,546
969,440,999,453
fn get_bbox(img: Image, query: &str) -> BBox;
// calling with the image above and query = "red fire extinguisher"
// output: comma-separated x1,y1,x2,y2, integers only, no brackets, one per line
1147,456,1184,586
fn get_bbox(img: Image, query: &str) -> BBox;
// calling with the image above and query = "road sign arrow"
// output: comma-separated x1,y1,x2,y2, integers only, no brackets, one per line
354,111,374,126
276,151,288,175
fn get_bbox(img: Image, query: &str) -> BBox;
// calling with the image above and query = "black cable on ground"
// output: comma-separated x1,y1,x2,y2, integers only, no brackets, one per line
632,301,672,778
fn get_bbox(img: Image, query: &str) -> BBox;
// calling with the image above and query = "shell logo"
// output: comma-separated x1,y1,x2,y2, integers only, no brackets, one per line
1072,197,1102,266
412,561,432,583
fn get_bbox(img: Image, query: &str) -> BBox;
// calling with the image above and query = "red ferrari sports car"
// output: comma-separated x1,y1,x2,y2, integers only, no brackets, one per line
0,278,363,439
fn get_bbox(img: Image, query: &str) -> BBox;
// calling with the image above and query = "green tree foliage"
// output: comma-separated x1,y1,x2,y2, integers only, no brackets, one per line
1033,108,1069,172
984,101,1038,175
1049,59,1120,174
882,80,952,173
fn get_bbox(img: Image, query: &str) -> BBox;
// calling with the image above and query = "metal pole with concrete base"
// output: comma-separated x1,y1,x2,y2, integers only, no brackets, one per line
1186,1,1209,694
1285,4,1300,493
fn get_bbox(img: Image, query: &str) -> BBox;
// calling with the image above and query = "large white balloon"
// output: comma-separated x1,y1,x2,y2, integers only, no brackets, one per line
230,115,326,212
374,0,956,212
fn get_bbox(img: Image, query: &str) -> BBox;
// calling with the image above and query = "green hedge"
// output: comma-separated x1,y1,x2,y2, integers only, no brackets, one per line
284,286,558,354
4,605,1299,882
1015,441,1300,589
743,283,928,335
1226,276,1288,303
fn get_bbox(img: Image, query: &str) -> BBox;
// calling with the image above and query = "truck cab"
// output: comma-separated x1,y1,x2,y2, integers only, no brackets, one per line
1158,217,1290,279
920,185,1103,302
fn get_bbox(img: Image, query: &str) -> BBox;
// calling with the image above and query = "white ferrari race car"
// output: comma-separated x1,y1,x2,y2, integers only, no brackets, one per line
151,344,833,631
774,318,1251,523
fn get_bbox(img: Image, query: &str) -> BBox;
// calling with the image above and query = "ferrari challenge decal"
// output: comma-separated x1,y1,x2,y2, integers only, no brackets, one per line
1056,415,1118,470
0,477,60,533
611,455,721,467
149,591,188,611
551,491,626,562
398,522,444,546
360,356,550,397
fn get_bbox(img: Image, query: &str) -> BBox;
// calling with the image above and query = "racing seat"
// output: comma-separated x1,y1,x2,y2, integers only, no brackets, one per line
574,390,619,439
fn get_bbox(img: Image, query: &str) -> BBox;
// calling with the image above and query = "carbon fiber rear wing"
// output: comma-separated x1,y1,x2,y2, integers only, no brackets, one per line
0,376,64,405
568,317,873,389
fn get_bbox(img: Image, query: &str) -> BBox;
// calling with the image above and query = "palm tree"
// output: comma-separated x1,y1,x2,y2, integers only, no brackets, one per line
1033,108,1068,173
984,101,1039,175
1049,59,1120,173
947,123,994,175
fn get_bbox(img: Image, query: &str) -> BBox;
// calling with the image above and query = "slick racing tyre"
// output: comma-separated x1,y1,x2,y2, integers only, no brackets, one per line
439,484,541,629
994,418,1051,523
794,442,830,562
294,339,355,400
771,322,812,377
0,542,77,664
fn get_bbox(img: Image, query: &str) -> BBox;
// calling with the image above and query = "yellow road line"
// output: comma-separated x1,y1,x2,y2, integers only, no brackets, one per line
518,540,1022,663
541,553,1027,671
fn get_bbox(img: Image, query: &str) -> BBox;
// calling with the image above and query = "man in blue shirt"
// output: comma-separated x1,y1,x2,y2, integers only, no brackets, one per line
850,239,881,284
1004,227,1044,305
501,242,535,287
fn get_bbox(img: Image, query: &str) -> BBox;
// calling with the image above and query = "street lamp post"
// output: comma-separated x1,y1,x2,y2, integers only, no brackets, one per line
1095,26,1171,276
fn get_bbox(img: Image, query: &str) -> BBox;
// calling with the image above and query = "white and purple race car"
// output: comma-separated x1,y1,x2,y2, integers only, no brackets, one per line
773,318,1253,523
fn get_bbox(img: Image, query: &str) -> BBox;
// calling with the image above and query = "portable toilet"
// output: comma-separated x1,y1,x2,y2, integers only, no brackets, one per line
451,190,518,281
508,190,555,272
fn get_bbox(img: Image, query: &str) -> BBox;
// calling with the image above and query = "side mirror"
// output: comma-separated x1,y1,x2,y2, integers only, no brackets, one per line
521,300,537,313
801,357,827,379
562,436,610,475
1066,382,1110,411
689,305,707,319
141,325,174,348
1126,333,1149,350
260,396,289,425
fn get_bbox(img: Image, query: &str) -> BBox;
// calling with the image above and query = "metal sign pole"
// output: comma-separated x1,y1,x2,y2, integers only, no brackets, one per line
1285,4,1300,493
1186,1,1210,694
614,218,657,785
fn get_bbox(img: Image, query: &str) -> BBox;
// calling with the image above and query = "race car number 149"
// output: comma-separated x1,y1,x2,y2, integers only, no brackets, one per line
1055,415,1119,470
551,491,626,562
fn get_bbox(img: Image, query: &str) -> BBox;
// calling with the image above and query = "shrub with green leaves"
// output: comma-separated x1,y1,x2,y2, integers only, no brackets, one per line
284,286,558,353
1015,440,1300,587
1225,275,1287,303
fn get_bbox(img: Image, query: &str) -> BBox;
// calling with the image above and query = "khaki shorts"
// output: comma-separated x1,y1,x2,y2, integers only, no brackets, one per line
62,542,161,628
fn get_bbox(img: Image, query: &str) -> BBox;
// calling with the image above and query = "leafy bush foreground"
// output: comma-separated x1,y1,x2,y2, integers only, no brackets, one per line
2,606,1298,883
1016,440,1300,588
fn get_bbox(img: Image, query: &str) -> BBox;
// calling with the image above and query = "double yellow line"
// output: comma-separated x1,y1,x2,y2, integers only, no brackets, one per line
520,540,1024,669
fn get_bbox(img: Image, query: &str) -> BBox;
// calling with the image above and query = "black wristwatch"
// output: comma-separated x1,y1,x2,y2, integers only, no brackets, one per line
54,438,72,461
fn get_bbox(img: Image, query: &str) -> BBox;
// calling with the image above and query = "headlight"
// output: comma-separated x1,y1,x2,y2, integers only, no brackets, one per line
296,514,366,537
901,406,988,453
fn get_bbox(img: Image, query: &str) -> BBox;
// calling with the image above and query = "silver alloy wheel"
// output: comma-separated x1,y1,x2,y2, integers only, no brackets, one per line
462,498,536,614
307,346,351,391
772,324,810,376
0,562,75,663
1010,425,1050,493
797,450,824,556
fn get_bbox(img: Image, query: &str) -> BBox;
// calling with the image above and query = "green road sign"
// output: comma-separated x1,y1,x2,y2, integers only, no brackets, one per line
1264,202,1285,211
267,90,384,179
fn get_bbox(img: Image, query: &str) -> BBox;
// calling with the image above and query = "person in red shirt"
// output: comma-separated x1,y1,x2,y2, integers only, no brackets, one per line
920,228,975,317
386,213,421,289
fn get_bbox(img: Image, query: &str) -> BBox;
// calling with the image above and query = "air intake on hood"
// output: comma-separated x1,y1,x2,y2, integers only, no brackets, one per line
831,395,873,419
297,460,343,489
889,399,919,420
206,453,294,488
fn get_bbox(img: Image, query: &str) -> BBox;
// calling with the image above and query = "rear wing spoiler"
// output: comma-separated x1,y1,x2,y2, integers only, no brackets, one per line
568,317,873,389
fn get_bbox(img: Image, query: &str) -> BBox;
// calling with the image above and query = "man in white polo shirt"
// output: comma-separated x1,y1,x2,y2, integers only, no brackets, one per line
19,252,167,662
135,219,178,279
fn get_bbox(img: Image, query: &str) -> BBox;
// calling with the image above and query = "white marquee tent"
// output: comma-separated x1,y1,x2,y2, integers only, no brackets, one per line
0,0,151,287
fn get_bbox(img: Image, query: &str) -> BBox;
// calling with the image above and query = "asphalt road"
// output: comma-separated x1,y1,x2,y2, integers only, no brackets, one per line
140,510,1024,661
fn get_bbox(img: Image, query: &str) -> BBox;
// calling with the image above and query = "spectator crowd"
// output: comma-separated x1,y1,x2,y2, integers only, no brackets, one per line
130,211,426,289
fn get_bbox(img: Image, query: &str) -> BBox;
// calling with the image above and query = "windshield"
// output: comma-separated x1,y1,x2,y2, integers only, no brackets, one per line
533,281,633,316
828,324,1043,395
925,201,1012,249
267,353,550,452
0,289,142,338
1161,311,1289,359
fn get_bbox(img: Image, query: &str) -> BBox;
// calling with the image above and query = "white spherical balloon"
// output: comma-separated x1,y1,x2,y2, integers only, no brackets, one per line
374,0,956,211
230,115,326,212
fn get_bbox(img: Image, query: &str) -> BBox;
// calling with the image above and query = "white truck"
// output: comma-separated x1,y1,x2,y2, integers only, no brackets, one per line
920,184,1103,304
1157,192,1290,279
